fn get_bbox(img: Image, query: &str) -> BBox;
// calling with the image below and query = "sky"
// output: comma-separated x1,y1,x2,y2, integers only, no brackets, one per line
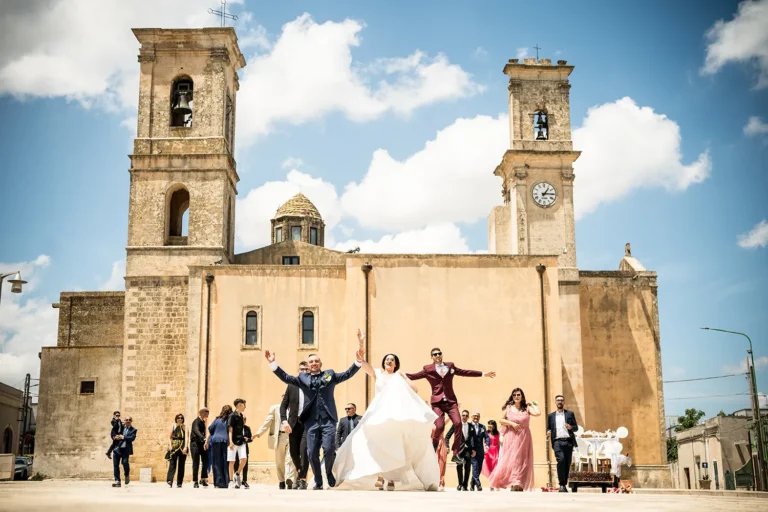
0,0,767,422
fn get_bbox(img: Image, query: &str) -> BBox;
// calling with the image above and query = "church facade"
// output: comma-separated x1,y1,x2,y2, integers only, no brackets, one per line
35,27,670,487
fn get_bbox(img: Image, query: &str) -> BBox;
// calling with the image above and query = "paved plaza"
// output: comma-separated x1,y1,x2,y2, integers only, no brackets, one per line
0,480,765,512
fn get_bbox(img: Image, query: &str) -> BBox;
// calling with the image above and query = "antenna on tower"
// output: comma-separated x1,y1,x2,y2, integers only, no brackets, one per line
208,1,238,27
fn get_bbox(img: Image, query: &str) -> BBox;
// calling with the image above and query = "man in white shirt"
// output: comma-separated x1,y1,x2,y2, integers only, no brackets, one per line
546,394,578,492
445,410,476,491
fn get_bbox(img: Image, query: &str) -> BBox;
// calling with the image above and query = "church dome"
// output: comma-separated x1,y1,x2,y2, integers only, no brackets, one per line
274,193,323,220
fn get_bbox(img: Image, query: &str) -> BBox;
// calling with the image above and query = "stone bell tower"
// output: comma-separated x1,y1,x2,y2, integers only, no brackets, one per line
121,28,246,477
488,57,585,421
126,28,245,278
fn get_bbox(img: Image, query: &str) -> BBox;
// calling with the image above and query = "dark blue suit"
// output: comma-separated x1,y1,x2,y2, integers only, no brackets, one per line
112,426,137,483
471,422,490,488
272,362,360,488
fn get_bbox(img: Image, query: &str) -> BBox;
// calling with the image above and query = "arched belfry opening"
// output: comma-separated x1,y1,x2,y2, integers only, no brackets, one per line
167,185,190,245
534,110,549,140
170,76,194,127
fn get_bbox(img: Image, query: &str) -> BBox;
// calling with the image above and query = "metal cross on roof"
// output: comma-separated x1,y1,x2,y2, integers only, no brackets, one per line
208,0,238,27
534,44,542,61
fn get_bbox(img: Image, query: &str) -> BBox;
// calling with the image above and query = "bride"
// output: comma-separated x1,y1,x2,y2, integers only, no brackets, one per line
333,330,440,491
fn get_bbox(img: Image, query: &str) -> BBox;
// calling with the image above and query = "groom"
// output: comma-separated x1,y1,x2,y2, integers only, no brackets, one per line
407,347,495,462
265,346,363,489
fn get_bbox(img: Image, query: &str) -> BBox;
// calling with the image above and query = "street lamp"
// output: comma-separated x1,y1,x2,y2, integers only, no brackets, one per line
701,327,766,490
0,271,27,304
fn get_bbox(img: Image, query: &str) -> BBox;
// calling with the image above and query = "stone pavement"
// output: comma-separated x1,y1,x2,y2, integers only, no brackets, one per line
0,480,764,512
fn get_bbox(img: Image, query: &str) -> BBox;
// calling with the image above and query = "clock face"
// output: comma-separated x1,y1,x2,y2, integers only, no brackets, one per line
532,182,557,207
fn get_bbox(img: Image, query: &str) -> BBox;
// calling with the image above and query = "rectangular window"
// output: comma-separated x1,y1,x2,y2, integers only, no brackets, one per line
245,311,258,346
291,226,302,241
282,256,300,265
310,227,318,245
80,381,95,394
275,227,283,243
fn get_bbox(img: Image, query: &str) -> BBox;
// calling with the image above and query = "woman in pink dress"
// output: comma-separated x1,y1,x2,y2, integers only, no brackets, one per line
482,420,501,489
488,388,541,491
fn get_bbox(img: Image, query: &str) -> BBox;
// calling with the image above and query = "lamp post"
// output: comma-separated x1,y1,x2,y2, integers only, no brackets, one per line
701,327,765,490
0,271,27,305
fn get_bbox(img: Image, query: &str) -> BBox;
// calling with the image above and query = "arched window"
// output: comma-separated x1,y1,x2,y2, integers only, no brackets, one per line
302,311,314,345
534,110,548,140
170,77,194,127
245,311,258,346
2,426,12,454
167,186,190,245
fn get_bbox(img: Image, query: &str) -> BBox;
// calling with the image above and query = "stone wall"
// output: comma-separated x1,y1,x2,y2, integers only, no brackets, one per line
34,346,123,477
55,292,125,347
234,241,346,266
0,382,22,455
579,270,670,486
121,276,189,479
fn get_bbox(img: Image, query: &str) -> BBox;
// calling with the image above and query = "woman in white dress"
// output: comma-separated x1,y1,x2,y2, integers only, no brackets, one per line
332,331,440,491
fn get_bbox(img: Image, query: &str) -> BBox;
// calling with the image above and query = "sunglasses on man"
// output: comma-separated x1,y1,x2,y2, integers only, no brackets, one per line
432,352,442,357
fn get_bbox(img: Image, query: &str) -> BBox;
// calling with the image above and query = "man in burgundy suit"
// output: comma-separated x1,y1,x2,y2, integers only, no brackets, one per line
406,347,495,462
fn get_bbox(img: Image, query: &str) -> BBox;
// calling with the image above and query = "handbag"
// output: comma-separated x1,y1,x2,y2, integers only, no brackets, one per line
164,449,172,461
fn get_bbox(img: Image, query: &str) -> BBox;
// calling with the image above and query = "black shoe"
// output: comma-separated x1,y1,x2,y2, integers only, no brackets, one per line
477,485,483,491
279,482,286,490
168,482,172,488
177,483,182,488
313,485,324,490
300,480,308,490
125,476,130,485
457,485,463,491
242,482,249,489
194,482,199,488
462,485,469,491
470,484,475,491
286,479,293,489
559,485,568,493
112,482,121,488
200,480,208,487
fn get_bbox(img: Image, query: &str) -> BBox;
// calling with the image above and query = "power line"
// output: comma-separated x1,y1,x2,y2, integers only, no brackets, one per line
666,391,750,401
664,372,747,384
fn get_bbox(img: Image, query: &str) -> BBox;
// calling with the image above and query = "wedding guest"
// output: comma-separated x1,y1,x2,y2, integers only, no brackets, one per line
208,405,232,488
227,399,248,489
166,413,188,488
111,416,136,487
470,411,489,491
281,361,310,490
488,388,540,491
190,407,210,488
234,416,253,489
335,403,362,449
445,410,476,491
546,394,578,492
106,411,122,459
256,396,296,489
482,419,501,490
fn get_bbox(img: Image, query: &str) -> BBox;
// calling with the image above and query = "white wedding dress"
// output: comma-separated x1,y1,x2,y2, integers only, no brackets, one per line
333,369,440,491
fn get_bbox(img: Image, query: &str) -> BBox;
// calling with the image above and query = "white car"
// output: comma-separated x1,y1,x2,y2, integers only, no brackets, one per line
14,457,32,480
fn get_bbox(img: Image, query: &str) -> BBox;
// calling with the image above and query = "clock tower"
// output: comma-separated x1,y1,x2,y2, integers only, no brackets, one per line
488,57,580,276
488,56,586,421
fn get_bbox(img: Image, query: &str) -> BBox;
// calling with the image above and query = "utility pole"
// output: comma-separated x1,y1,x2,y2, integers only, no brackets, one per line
747,357,765,491
18,373,30,455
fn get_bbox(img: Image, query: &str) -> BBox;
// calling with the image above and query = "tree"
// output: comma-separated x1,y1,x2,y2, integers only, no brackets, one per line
675,408,706,432
717,410,727,417
667,437,678,462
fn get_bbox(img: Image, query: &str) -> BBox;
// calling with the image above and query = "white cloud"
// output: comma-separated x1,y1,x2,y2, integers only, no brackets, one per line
0,255,57,386
341,114,508,232
333,223,470,254
236,170,342,251
702,0,768,88
723,356,768,374
738,219,768,248
281,157,304,169
0,0,241,112
516,47,529,60
236,14,482,145
573,97,711,218
100,260,125,290
744,116,768,135
473,46,488,60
